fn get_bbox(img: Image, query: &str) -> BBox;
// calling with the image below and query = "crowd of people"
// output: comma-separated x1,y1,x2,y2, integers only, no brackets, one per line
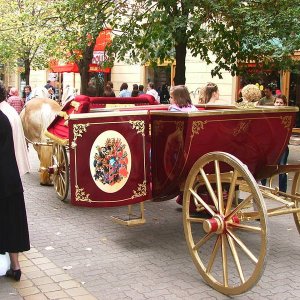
105,81,170,104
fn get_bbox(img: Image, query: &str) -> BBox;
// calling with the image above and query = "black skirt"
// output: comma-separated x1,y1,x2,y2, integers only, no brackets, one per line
0,192,30,254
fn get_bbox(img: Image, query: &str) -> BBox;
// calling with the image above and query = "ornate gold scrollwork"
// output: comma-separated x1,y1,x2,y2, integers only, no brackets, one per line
75,185,92,202
129,120,145,136
132,181,147,199
233,120,251,136
236,102,257,109
176,121,184,132
281,116,292,129
191,120,207,138
73,123,90,142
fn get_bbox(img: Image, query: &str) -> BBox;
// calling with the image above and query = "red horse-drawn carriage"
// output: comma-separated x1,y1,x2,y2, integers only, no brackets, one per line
43,95,300,295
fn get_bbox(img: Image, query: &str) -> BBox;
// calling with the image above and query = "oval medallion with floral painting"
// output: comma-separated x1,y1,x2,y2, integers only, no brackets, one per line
89,130,131,193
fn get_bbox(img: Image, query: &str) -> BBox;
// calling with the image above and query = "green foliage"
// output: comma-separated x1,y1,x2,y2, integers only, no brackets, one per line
0,0,57,71
49,0,114,63
109,0,300,83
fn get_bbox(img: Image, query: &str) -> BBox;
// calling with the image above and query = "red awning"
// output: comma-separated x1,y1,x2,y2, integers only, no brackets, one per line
50,62,111,73
51,63,79,73
50,29,112,73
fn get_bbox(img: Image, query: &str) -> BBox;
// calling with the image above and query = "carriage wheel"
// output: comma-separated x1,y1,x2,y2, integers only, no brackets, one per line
291,171,300,234
52,144,69,201
183,152,268,295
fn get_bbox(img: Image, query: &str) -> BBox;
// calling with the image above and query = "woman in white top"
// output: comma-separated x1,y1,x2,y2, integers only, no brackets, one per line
146,82,160,102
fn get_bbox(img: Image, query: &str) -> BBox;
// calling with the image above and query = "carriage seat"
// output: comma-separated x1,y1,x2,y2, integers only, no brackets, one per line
90,94,159,108
45,95,90,145
44,94,160,145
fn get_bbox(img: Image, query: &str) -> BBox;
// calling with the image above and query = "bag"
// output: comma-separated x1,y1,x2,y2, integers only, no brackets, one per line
0,253,10,276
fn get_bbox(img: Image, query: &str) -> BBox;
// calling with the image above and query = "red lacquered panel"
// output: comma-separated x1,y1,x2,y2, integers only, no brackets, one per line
69,112,151,207
151,109,296,199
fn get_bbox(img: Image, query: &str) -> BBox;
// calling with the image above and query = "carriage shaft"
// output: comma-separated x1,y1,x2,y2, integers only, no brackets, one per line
267,207,300,217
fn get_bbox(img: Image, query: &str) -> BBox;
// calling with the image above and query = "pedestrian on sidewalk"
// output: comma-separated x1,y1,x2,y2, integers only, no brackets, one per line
7,87,24,114
0,81,30,281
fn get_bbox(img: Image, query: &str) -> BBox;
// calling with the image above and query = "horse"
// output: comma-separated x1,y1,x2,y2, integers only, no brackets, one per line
20,98,61,185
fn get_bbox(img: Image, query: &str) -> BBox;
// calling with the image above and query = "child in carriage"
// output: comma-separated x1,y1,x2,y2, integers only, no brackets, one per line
168,85,198,112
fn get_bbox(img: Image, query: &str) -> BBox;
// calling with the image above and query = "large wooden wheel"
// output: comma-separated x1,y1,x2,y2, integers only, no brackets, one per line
291,171,300,233
52,144,69,201
183,152,268,295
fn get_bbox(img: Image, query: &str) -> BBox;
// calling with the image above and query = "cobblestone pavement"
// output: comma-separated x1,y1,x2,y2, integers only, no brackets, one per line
1,145,300,300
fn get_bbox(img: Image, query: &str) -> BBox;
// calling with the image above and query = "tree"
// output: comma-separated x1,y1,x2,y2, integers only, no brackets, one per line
108,0,300,85
0,0,57,85
50,0,116,95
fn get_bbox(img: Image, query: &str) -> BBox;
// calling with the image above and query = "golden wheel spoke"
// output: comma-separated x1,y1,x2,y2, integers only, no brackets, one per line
59,173,66,185
227,234,245,284
190,188,215,216
227,222,261,233
206,236,221,274
215,160,224,215
225,170,238,215
226,194,252,221
199,168,219,210
221,235,228,287
227,229,258,264
193,232,213,251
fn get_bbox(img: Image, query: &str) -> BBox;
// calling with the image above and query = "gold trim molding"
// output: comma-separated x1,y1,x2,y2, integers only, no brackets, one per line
192,120,207,138
75,185,92,202
73,123,90,142
129,120,145,136
281,116,292,129
132,181,147,198
233,120,251,136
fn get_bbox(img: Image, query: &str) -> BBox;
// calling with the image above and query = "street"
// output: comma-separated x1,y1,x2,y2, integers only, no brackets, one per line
1,144,300,300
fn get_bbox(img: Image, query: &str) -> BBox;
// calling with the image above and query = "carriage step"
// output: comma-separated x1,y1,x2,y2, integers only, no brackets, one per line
110,203,146,226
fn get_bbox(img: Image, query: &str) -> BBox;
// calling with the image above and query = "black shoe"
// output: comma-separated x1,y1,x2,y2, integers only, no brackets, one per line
5,268,21,281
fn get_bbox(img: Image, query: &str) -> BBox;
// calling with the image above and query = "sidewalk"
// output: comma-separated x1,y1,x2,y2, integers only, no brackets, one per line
1,247,96,300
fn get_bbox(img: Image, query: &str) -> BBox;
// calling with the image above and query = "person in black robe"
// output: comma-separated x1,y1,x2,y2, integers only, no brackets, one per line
0,81,30,281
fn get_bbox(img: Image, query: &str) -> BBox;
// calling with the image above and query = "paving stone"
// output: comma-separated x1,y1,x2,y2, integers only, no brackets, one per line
24,293,48,300
17,286,41,297
65,287,90,297
59,280,81,289
44,290,69,299
39,282,61,293
31,276,54,286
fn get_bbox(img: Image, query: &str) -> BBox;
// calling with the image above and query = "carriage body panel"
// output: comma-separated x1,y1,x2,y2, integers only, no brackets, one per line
151,107,296,199
69,111,151,207
66,106,296,207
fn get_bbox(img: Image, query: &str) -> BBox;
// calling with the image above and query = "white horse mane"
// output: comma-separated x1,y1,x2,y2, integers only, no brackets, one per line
62,86,77,105
32,86,51,99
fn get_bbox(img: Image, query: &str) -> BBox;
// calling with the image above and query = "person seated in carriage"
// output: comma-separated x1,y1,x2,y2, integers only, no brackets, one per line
168,85,198,112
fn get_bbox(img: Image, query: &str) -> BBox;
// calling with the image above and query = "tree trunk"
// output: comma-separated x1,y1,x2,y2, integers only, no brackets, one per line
24,58,30,85
78,44,95,95
174,41,187,85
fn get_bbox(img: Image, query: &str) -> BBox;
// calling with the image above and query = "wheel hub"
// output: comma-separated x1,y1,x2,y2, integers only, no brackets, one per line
203,215,224,234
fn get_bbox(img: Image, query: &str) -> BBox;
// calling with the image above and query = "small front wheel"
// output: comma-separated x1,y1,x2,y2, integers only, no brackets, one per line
183,152,268,295
52,144,69,201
